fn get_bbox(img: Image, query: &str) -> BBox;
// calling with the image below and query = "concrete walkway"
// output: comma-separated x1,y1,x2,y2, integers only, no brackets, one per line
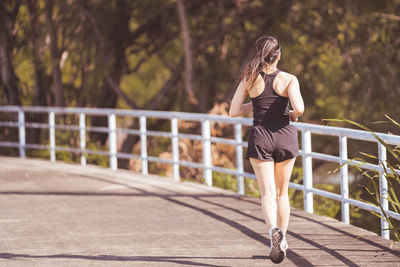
0,156,399,266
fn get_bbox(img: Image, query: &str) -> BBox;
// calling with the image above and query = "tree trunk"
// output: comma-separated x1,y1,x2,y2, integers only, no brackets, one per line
86,1,130,144
89,78,118,145
45,1,64,107
29,0,49,107
27,0,50,144
176,0,199,108
0,2,21,106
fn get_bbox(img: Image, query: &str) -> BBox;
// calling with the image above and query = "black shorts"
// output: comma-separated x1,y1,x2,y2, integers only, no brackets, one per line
246,121,299,162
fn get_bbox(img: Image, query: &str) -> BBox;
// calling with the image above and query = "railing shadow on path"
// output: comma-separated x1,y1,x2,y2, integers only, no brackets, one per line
195,193,400,258
0,171,316,266
0,253,245,267
215,191,400,259
143,184,363,267
76,172,400,263
7,171,398,266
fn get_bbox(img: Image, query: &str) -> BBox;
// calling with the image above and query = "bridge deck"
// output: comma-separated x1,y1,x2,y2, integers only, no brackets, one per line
0,157,399,266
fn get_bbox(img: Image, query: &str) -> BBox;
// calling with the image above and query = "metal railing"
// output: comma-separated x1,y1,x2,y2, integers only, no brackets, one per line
0,106,399,239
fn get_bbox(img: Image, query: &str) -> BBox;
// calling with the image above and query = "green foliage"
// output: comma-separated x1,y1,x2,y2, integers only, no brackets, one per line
120,54,173,108
85,142,109,168
313,184,341,219
29,148,50,160
25,129,109,167
326,115,400,242
289,188,304,210
212,172,238,193
2,0,399,122
2,0,399,167
288,158,387,236
244,177,260,198
289,163,304,209
289,169,343,221
147,136,171,157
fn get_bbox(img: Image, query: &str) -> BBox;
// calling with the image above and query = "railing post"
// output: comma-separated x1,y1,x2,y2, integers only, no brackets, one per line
108,114,117,170
49,111,56,162
339,136,349,224
202,119,212,186
18,110,25,158
302,130,313,213
378,143,389,239
234,123,244,195
171,117,180,181
79,113,86,166
140,116,148,175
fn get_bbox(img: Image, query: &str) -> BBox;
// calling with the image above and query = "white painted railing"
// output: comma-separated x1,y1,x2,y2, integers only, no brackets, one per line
0,106,399,239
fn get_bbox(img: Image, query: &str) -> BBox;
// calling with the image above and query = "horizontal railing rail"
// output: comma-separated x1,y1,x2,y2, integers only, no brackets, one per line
0,105,399,240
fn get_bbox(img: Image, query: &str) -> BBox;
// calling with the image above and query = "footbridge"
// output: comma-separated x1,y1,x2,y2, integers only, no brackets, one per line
0,106,399,266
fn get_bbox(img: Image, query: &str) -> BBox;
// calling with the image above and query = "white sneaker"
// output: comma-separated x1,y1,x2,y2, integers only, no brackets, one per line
280,236,288,251
269,227,286,264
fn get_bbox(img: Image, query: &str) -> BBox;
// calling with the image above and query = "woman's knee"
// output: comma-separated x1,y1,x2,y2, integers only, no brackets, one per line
261,186,276,198
276,191,289,200
275,183,289,197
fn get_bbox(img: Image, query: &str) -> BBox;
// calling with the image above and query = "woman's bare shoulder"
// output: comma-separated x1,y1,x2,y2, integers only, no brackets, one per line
277,70,297,82
273,70,298,95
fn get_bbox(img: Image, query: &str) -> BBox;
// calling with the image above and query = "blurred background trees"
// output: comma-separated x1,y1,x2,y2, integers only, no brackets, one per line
1,0,399,122
2,0,400,171
1,0,400,165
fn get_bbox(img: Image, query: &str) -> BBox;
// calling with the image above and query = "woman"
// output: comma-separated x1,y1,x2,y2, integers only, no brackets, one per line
229,36,304,264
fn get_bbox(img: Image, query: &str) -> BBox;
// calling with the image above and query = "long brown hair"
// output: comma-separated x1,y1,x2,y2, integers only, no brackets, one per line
242,36,280,91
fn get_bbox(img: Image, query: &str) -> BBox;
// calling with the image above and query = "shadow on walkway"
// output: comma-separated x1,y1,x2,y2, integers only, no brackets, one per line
1,162,399,266
0,253,268,266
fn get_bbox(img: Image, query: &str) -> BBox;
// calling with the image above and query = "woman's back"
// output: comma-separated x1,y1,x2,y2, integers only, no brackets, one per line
249,70,290,123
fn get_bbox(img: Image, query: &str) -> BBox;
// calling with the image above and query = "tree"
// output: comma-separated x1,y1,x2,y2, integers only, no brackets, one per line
177,0,199,108
45,0,64,107
0,1,22,106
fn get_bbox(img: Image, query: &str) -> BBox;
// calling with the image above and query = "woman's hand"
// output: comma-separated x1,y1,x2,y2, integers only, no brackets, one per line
289,110,298,122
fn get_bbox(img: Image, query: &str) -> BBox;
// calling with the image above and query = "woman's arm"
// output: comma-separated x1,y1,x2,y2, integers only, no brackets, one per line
241,102,253,114
287,76,304,121
229,80,253,117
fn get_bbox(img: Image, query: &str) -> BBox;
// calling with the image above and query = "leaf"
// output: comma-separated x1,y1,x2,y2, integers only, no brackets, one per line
361,169,376,180
359,151,378,160
327,157,364,174
386,172,400,214
387,164,400,184
370,120,387,125
373,194,395,231
363,184,379,203
385,114,400,128
388,164,400,177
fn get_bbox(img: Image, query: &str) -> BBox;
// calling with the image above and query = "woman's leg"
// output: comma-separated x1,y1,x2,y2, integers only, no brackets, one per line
274,158,296,234
249,158,276,230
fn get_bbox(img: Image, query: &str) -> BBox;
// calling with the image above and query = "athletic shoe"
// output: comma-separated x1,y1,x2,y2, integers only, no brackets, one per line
281,236,288,251
269,227,287,264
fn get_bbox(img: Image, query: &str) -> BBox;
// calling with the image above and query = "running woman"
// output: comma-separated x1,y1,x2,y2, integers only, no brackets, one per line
229,36,304,264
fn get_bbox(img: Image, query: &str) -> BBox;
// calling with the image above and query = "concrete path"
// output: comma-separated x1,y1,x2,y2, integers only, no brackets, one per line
0,157,399,266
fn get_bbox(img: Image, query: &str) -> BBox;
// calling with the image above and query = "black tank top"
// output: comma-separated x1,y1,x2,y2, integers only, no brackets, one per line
250,70,289,125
